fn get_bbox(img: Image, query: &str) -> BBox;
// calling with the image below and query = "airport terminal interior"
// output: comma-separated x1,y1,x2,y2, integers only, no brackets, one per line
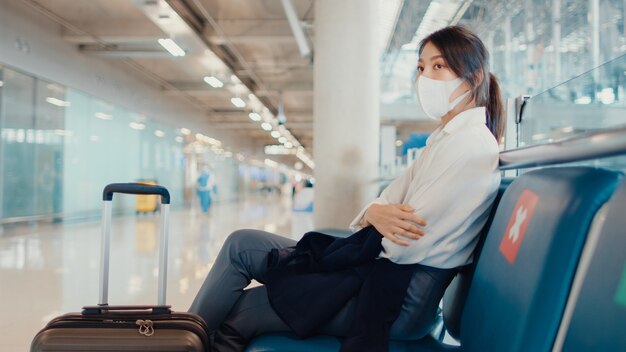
2,0,626,351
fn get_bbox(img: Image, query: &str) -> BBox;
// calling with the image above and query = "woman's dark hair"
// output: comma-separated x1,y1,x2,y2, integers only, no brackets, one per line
419,26,504,142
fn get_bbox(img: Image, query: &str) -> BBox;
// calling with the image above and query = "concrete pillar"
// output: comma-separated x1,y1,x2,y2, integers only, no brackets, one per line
313,0,380,229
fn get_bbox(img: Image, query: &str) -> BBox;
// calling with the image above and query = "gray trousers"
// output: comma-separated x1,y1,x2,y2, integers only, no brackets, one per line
189,229,455,351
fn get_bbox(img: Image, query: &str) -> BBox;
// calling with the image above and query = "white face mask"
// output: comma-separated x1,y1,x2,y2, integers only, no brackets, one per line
416,75,470,120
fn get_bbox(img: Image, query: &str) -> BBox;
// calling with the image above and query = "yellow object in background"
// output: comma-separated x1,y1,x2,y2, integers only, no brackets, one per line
135,179,159,213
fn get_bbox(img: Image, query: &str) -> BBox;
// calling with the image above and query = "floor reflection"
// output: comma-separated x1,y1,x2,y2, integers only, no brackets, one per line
0,194,304,351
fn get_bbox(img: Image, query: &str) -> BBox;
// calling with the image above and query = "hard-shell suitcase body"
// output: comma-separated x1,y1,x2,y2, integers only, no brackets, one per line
31,183,210,351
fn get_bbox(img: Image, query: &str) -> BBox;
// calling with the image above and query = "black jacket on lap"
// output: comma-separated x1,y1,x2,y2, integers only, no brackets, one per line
265,226,420,352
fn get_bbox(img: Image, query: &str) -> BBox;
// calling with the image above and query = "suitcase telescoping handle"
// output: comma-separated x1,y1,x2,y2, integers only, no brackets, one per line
99,183,171,307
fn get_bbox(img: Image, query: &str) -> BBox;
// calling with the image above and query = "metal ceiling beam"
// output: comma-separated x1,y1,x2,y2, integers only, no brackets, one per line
280,0,312,57
208,35,300,45
166,0,279,114
61,20,164,44
166,0,311,156
385,0,429,53
65,34,161,45
79,45,171,58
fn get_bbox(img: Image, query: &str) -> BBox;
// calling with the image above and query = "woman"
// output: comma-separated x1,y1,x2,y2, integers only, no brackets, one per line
190,26,503,351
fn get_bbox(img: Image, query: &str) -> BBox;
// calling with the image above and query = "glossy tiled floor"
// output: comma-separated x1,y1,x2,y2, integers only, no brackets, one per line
0,194,305,351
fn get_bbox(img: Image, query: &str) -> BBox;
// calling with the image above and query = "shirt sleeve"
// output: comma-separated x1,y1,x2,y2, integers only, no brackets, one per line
348,162,415,232
381,131,500,257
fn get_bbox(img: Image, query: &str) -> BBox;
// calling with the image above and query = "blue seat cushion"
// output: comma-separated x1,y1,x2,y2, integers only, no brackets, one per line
562,181,626,351
460,167,622,351
245,333,340,352
245,333,460,352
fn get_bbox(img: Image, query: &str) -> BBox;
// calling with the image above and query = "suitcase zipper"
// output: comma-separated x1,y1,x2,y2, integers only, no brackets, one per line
39,317,210,347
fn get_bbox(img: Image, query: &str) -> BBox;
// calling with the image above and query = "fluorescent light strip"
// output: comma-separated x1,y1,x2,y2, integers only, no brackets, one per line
249,112,262,121
129,122,146,130
158,38,186,57
46,97,71,107
261,122,273,131
154,130,165,137
231,97,246,108
265,158,279,167
271,131,281,138
203,76,224,88
95,112,113,120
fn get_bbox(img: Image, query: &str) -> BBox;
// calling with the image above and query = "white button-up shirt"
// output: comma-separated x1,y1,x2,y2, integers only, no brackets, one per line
349,107,501,268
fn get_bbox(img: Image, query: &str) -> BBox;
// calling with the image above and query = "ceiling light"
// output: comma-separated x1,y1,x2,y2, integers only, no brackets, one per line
154,130,165,137
278,136,287,143
230,97,246,108
271,131,281,138
265,158,279,167
180,128,191,135
158,38,186,57
175,136,184,143
0,81,4,87
208,137,222,146
261,122,273,131
599,88,615,104
94,112,112,120
203,76,223,88
249,112,262,121
284,142,293,148
265,145,297,155
129,122,146,130
46,97,71,107
574,96,591,104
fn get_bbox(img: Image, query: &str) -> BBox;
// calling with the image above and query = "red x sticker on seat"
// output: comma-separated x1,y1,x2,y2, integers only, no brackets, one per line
499,189,539,264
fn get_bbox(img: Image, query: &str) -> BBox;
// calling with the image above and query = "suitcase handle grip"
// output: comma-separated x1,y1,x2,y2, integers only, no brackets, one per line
103,183,170,204
82,305,172,315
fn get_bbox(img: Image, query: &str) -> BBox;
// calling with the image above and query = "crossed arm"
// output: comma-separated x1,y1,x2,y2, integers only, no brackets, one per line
361,204,427,246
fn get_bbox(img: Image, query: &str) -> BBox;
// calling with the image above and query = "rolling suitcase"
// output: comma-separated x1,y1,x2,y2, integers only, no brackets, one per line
31,183,211,351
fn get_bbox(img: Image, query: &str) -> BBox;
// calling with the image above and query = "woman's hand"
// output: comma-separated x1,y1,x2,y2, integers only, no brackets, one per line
363,203,427,246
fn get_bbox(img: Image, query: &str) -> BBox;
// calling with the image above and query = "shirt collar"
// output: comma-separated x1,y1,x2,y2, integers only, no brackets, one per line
442,107,487,135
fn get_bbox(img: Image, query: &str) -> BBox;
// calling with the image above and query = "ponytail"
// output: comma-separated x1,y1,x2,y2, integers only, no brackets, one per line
486,73,504,142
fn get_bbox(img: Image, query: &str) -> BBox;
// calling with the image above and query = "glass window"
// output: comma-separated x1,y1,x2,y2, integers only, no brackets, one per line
1,68,36,218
